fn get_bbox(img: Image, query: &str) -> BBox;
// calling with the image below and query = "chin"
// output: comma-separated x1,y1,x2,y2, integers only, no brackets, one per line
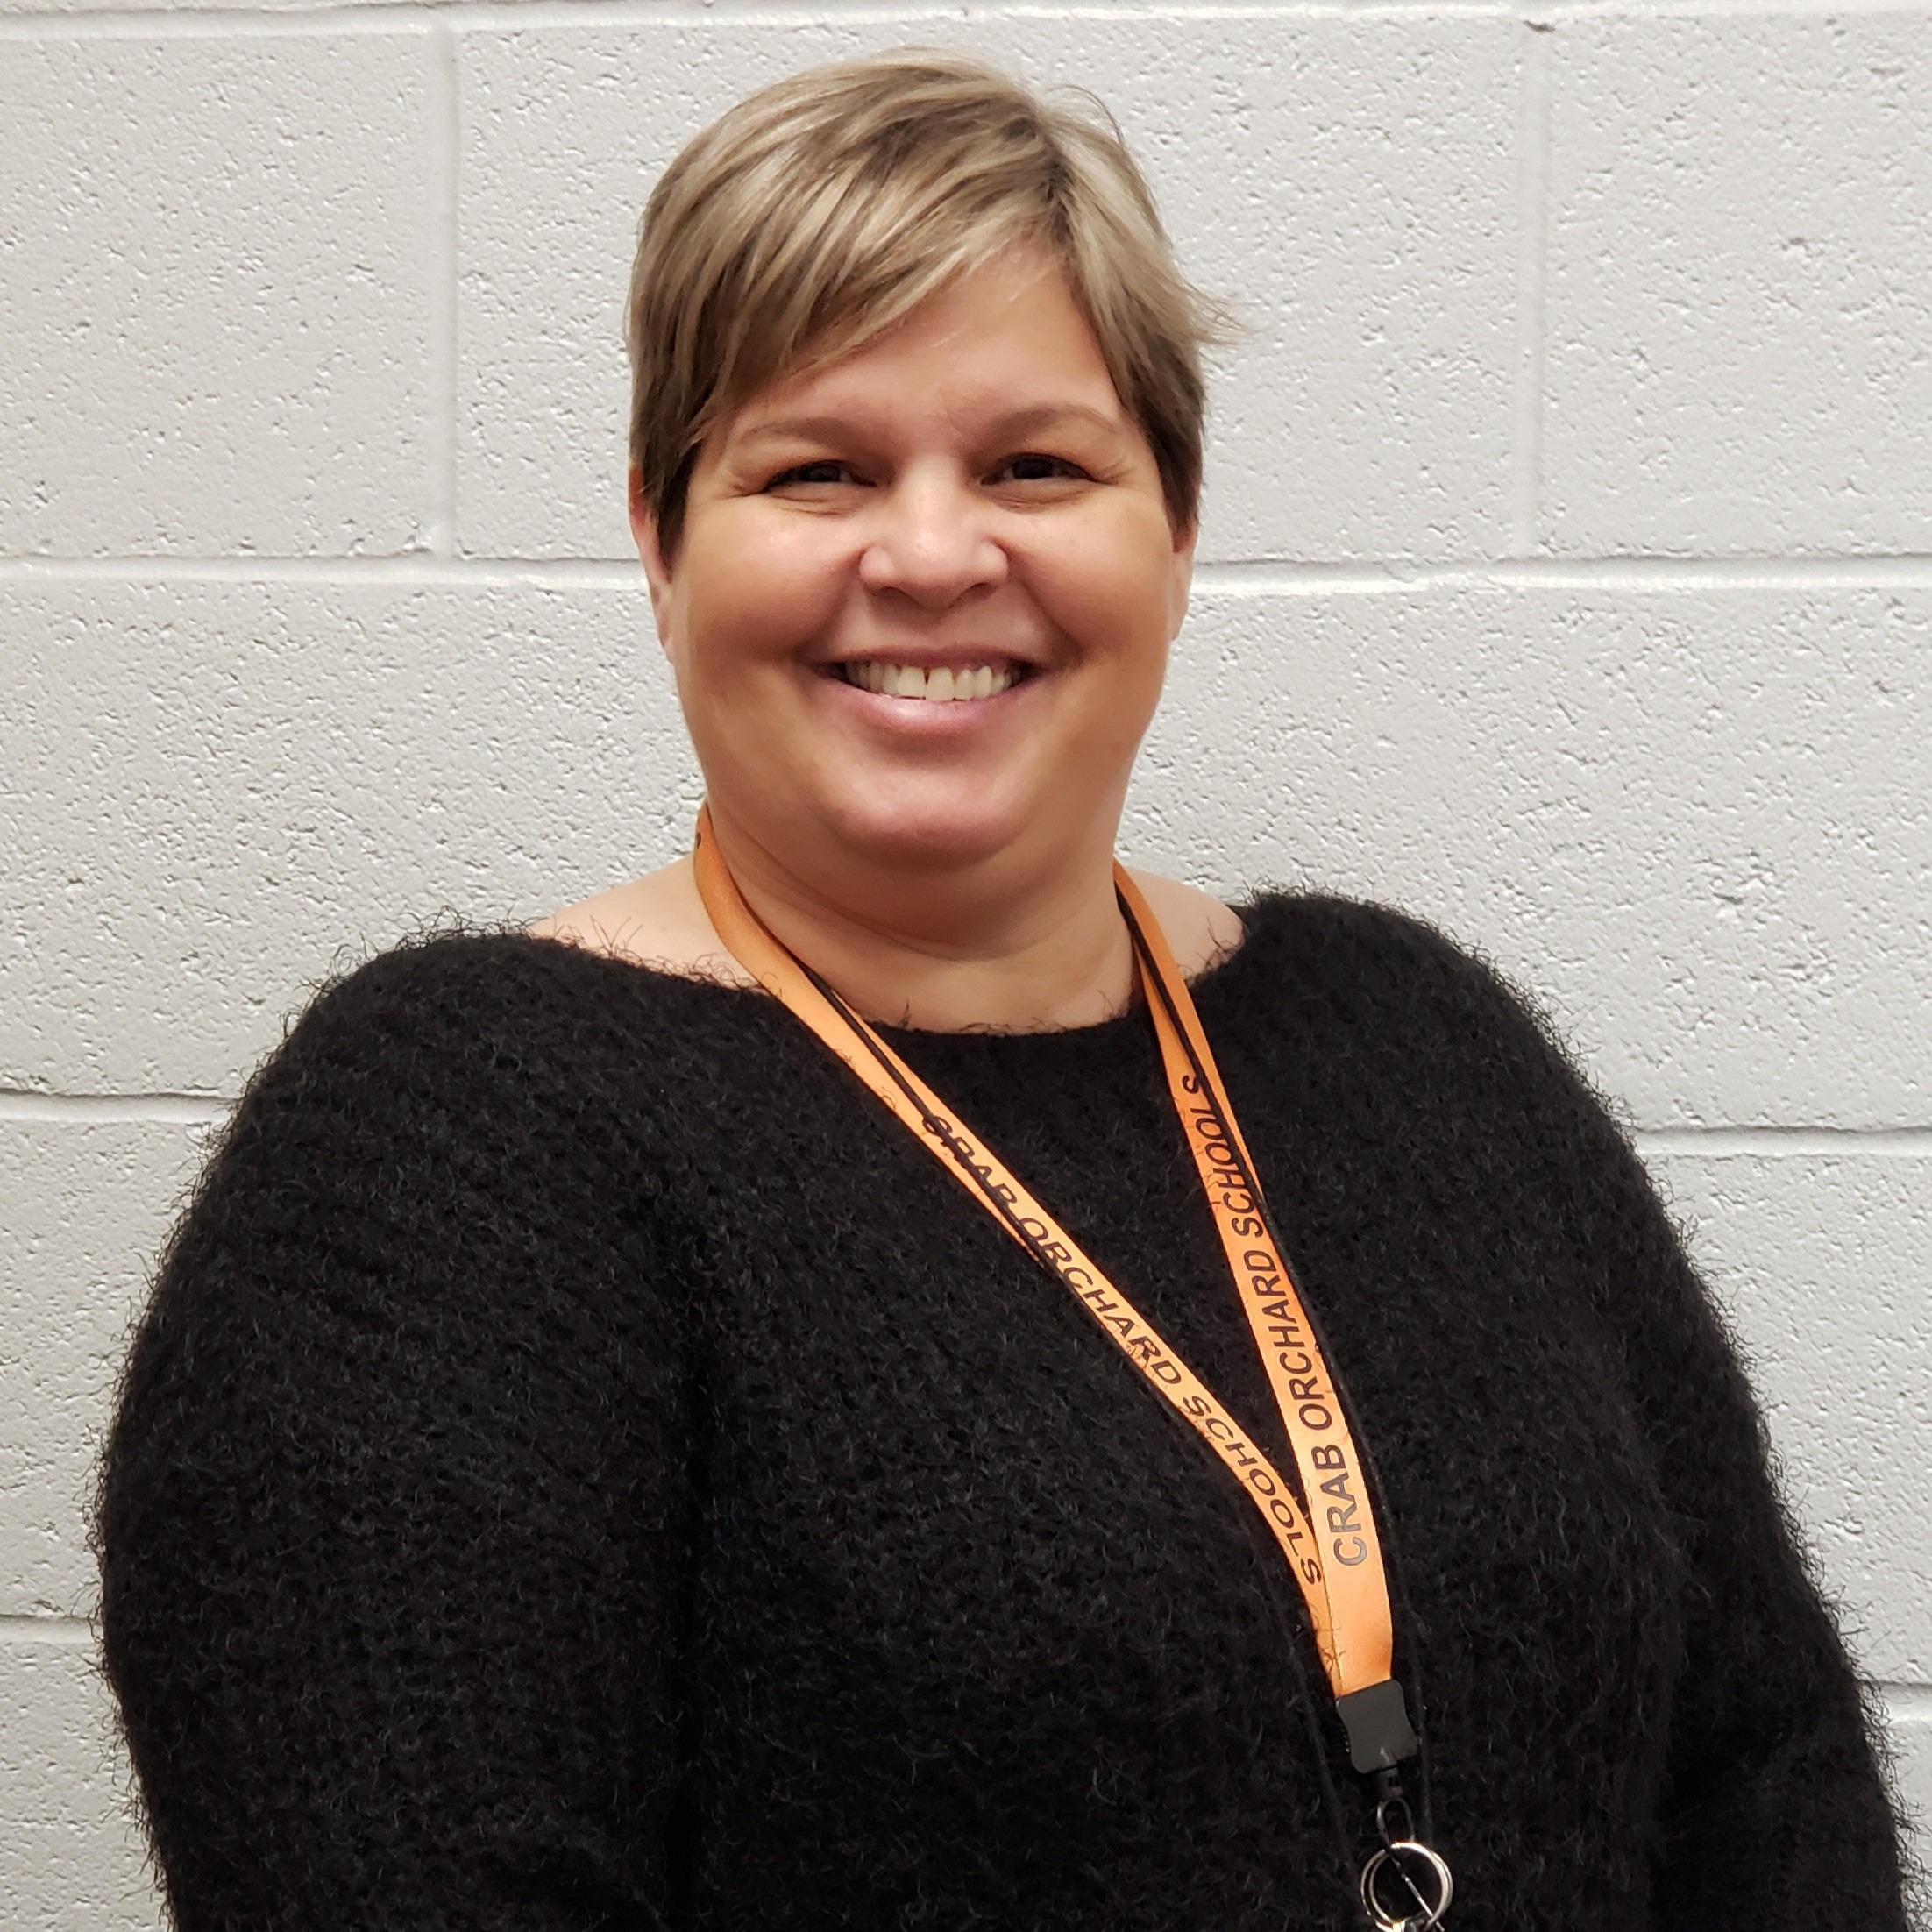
817,787,1037,873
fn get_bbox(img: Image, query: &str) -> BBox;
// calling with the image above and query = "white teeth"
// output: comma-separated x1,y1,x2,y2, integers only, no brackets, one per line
842,661,1018,702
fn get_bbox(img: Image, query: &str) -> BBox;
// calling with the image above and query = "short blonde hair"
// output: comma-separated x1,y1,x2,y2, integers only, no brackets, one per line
626,50,1218,556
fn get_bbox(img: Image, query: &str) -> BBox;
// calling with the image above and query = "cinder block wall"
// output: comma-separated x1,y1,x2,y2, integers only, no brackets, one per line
3,3,1928,1922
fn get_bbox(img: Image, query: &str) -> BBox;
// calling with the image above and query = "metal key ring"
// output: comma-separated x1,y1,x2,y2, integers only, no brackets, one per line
1359,1838,1453,1931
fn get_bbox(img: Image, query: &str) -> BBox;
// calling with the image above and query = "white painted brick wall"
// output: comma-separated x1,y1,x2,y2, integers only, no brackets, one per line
2,32,437,558
3,4,1927,1921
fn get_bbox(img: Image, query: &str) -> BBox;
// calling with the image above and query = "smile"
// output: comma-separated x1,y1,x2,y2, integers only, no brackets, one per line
835,661,1025,703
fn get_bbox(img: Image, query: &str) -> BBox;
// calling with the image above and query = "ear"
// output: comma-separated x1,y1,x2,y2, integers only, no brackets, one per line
629,466,676,650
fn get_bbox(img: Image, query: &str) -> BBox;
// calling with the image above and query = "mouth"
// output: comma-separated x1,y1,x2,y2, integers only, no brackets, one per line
830,659,1033,704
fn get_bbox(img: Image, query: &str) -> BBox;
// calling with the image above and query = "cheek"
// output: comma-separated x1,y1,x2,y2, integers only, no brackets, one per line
1033,515,1183,671
675,515,848,677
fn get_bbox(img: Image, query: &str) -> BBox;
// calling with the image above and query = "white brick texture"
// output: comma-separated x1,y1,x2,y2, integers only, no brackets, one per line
1647,1152,1932,1688
0,33,434,558
1137,584,1932,1130
458,17,1522,565
1,578,691,1093
0,1638,160,1932
3,4,1928,1923
1544,18,1932,557
1,1122,210,1619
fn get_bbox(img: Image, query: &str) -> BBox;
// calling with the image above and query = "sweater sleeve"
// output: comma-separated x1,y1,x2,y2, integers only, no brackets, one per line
97,940,696,1932
1424,927,1913,1931
1568,1108,1911,1929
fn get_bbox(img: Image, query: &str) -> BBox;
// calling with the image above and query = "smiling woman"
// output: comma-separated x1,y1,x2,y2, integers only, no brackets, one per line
539,55,1225,1029
551,247,1211,1030
96,48,1909,1932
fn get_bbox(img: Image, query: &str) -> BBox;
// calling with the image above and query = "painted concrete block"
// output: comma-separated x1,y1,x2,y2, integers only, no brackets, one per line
8,578,1928,1124
1879,1694,1932,1893
0,33,432,558
458,16,1519,565
1648,1152,1932,1688
0,1636,164,1932
0,578,693,1096
0,1123,209,1619
1133,584,1932,1129
1544,18,1932,556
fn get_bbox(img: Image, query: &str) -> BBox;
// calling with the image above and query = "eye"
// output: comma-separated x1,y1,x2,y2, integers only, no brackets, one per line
991,452,1090,486
765,459,857,490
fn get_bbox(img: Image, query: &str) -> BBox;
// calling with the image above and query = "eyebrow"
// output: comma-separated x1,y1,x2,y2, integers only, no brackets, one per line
728,401,1132,449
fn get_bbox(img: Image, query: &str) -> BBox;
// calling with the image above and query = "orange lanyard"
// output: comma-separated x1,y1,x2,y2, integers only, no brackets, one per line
692,809,1419,1781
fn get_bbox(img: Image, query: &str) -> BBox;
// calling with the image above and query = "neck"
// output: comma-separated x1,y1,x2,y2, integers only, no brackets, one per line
705,805,1135,1033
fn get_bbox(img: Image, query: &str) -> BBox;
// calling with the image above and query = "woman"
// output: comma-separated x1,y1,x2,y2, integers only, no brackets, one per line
99,51,1908,1932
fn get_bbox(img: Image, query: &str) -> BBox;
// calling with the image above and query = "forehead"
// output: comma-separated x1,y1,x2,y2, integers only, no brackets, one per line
716,252,1128,448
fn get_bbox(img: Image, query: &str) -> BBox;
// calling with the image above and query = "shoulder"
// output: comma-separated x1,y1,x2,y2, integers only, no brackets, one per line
141,927,708,1399
1225,893,1677,1322
215,918,802,1222
1237,889,1544,1020
1235,888,1493,983
102,935,703,1705
195,934,556,1221
250,928,593,1112
1121,866,1247,981
528,857,754,988
1225,889,1609,1125
205,926,714,1232
267,913,748,1086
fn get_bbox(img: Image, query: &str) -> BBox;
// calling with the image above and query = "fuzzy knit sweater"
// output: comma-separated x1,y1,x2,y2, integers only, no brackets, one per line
98,892,1908,1932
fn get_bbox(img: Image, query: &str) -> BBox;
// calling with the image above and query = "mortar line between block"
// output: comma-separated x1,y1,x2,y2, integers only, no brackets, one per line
1195,555,1932,592
1879,1682,1932,1724
1633,1127,1932,1156
11,554,1932,593
0,1,1529,44
0,1615,97,1649
0,1090,232,1124
1,1616,1926,1692
1509,18,1553,558
4,0,1932,37
4,1092,1924,1147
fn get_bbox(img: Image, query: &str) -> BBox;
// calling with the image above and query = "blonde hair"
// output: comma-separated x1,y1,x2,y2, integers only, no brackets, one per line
626,50,1219,556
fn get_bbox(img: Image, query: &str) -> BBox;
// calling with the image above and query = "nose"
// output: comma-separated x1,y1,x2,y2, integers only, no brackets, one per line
856,469,1007,610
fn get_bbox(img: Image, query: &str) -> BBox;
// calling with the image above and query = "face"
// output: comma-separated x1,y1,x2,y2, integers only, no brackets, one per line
636,248,1195,889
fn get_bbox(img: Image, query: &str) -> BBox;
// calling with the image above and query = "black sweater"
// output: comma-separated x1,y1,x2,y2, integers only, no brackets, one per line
98,893,1908,1932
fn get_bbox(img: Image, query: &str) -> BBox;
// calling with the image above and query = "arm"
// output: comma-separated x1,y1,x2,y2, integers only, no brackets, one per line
98,940,694,1932
1424,927,1914,1928
1571,1117,1912,1928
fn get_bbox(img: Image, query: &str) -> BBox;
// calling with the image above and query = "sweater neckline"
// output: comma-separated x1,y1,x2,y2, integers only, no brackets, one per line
529,895,1264,1046
875,900,1255,1052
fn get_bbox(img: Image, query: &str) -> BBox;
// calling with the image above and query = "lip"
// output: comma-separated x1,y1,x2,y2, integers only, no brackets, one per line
813,658,1039,733
811,649,1040,678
